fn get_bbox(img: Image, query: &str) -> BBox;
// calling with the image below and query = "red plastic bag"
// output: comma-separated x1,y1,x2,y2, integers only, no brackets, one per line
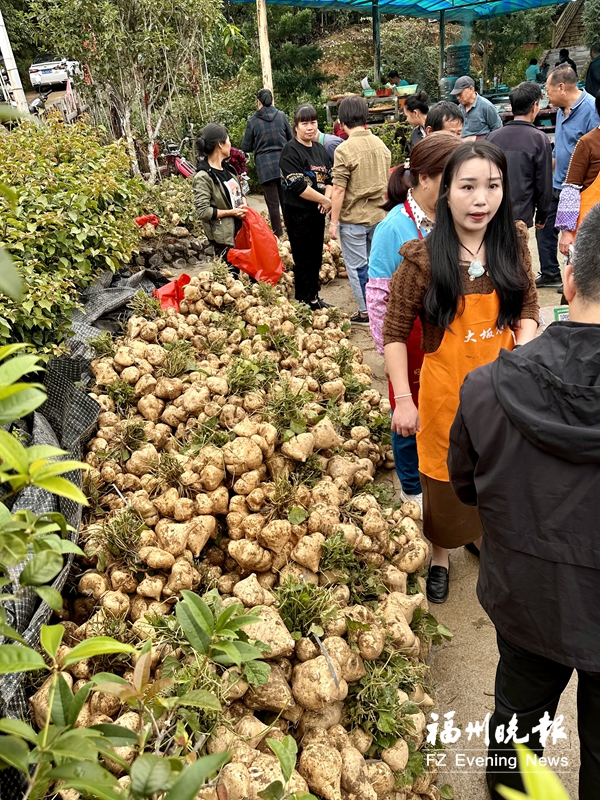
135,214,160,227
228,207,284,285
153,274,191,311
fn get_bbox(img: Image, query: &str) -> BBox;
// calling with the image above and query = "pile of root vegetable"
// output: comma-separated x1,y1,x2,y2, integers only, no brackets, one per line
56,267,451,800
278,238,347,285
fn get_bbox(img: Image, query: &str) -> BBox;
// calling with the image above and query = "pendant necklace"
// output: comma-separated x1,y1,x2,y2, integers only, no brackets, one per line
460,240,486,281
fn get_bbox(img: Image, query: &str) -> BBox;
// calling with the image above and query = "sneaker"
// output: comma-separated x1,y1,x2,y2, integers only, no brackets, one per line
350,311,369,325
309,297,334,310
400,490,423,519
535,275,562,289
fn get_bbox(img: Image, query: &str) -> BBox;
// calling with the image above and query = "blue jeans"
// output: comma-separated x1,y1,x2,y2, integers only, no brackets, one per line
391,429,422,495
338,222,377,313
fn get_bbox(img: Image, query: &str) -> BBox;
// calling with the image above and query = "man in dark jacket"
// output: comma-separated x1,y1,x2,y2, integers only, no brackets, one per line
448,202,600,800
241,88,292,238
585,42,600,98
555,47,578,75
488,81,552,229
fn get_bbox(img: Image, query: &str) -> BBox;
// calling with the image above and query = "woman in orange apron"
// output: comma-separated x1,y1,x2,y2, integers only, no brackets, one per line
557,95,600,254
383,141,539,603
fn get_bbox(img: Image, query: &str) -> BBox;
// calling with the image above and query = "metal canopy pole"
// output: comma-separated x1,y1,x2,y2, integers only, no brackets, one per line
256,0,273,92
373,0,381,82
438,9,445,98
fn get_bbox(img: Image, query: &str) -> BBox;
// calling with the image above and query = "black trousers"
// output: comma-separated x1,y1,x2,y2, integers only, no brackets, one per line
262,178,285,238
535,191,561,282
282,204,324,304
487,632,600,800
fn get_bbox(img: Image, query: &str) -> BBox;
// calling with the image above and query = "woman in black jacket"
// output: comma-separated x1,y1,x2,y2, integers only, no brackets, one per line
279,104,332,310
241,89,293,237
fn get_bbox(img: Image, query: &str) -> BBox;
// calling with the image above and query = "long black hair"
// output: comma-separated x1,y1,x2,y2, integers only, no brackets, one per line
423,140,528,331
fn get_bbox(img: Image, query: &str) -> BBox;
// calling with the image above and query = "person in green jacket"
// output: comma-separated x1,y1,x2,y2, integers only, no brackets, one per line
192,123,247,265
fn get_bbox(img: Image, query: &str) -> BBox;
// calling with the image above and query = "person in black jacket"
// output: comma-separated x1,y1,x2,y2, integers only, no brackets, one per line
241,88,293,238
448,201,600,800
585,42,600,98
280,104,332,310
555,48,578,75
488,82,552,229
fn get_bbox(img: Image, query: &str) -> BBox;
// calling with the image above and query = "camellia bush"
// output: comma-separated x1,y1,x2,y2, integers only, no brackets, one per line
0,115,141,358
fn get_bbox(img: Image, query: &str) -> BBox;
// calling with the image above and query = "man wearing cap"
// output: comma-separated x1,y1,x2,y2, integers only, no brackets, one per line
452,76,502,138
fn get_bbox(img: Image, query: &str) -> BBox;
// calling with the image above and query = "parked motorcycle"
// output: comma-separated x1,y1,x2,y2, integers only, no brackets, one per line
157,137,197,179
28,89,53,117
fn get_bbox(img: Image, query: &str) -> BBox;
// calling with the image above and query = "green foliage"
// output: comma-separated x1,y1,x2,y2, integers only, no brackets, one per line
259,736,318,800
227,356,277,396
473,8,554,84
203,68,263,148
265,380,312,439
273,578,339,639
159,341,196,378
410,607,454,647
335,19,440,97
106,380,136,414
292,453,324,489
0,118,141,357
501,45,545,90
498,744,570,799
184,416,234,454
257,324,299,358
289,301,314,331
32,0,223,181
319,531,386,605
370,122,411,168
149,452,187,496
89,332,117,359
583,0,600,47
346,652,428,752
102,508,147,561
246,8,330,115
173,590,270,668
129,291,164,321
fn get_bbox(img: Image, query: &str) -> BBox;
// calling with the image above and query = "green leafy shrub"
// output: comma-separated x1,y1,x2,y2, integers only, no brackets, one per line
584,0,600,47
370,122,411,167
0,116,141,357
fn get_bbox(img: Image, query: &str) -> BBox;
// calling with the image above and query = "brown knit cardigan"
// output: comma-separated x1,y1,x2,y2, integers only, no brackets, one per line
382,221,539,353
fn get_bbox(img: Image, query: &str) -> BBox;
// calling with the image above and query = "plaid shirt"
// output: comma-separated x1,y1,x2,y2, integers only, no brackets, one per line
241,107,293,184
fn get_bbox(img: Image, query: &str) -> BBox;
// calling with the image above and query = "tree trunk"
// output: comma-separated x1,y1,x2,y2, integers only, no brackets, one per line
123,107,140,177
144,105,158,185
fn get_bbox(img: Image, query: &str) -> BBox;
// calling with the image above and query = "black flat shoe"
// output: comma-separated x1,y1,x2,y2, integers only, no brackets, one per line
426,565,449,604
465,542,480,558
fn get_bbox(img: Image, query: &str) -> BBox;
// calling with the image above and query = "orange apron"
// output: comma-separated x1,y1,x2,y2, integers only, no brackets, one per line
417,292,513,483
577,169,600,229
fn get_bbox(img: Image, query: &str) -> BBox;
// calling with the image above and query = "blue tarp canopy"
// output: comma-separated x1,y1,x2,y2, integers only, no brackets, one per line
232,0,563,21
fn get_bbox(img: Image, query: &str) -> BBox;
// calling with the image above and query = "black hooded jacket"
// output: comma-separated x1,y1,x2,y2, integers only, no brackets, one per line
241,106,293,184
449,322,600,670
